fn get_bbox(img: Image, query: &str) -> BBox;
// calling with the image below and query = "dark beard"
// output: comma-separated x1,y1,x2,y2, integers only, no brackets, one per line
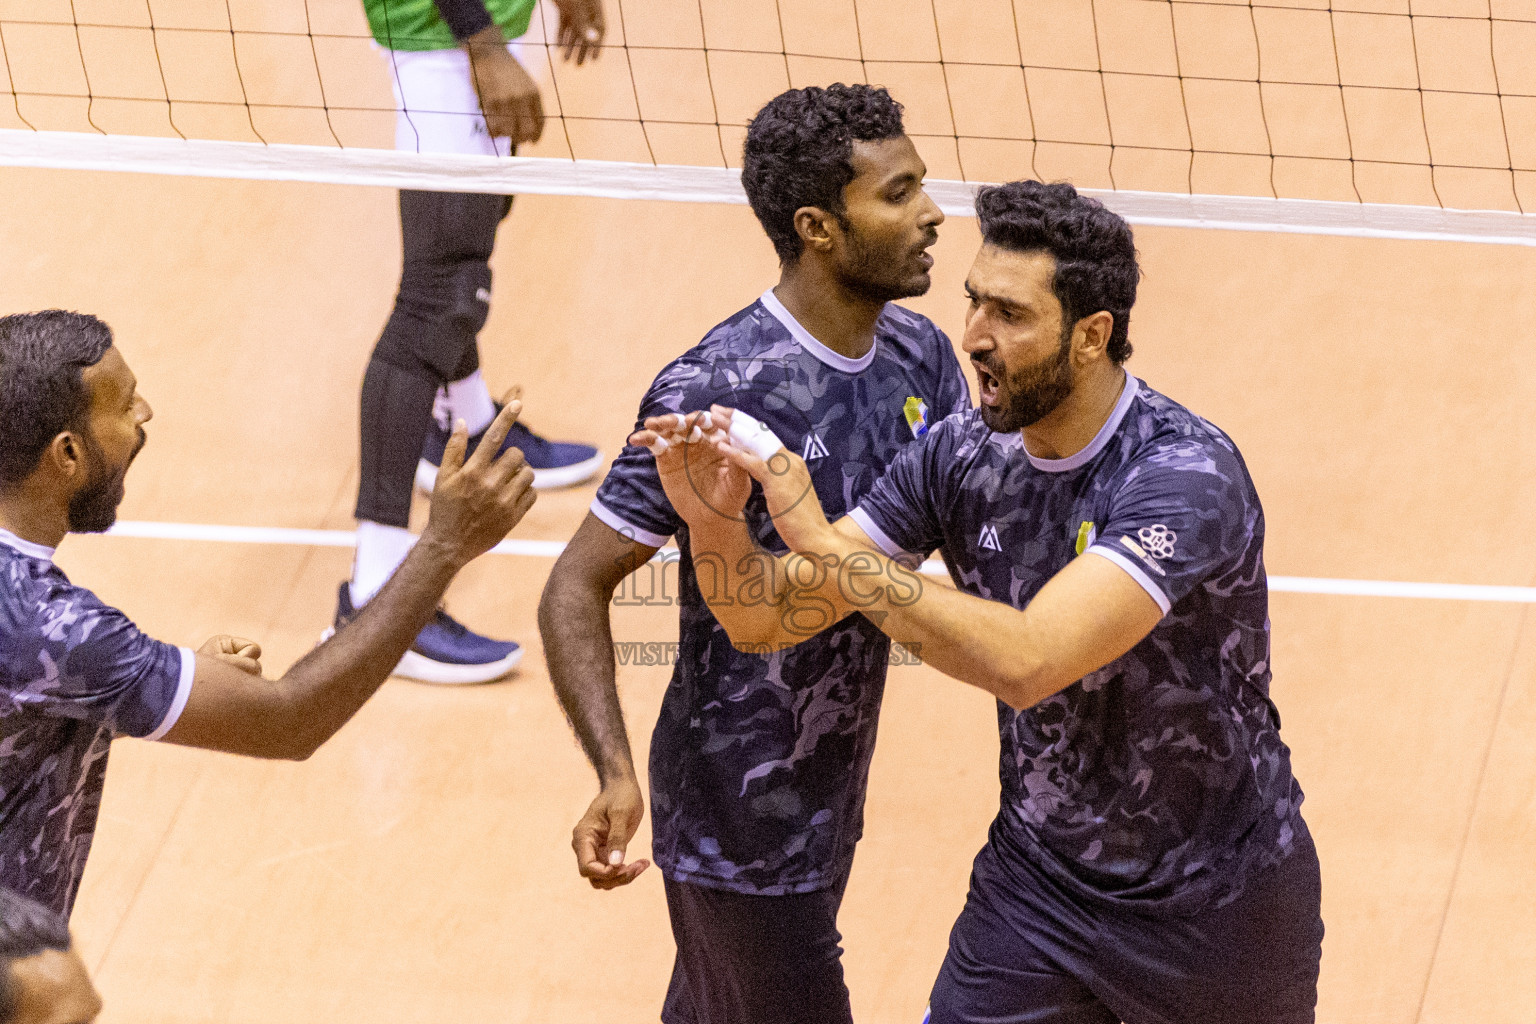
67,430,137,533
978,331,1074,434
834,221,931,304
67,463,125,534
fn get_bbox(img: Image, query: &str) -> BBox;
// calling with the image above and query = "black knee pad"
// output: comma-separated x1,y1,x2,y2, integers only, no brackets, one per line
444,256,493,336
372,190,511,383
372,256,491,381
448,333,480,383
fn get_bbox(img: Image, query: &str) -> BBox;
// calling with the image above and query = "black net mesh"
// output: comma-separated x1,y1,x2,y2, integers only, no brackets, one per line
2,0,1533,211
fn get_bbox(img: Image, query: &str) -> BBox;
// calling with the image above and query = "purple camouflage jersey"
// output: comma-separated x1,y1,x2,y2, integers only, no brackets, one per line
594,290,969,895
852,371,1304,914
0,529,193,915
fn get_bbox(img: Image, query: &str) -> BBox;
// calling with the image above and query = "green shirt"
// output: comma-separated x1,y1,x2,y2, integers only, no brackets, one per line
363,0,537,51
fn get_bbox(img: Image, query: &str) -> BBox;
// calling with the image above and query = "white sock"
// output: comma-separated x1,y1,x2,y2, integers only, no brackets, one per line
351,520,417,607
431,387,453,431
446,369,497,435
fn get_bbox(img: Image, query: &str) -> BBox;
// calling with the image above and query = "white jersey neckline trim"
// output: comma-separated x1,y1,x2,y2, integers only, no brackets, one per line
1022,368,1138,473
760,288,878,374
0,527,56,562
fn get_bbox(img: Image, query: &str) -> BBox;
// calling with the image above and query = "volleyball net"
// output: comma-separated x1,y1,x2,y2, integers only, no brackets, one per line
2,0,1535,243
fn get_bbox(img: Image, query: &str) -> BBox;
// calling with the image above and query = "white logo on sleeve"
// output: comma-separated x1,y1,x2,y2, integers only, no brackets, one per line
802,433,830,460
978,524,1002,552
1137,524,1177,559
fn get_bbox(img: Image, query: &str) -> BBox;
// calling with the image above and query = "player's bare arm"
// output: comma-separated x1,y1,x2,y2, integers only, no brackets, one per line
539,513,654,890
463,25,544,143
456,0,601,141
162,401,536,759
645,412,1163,712
632,409,890,650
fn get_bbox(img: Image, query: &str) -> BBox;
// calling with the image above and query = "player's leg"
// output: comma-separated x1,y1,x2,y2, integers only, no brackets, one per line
362,185,508,504
391,43,603,493
439,342,497,436
411,229,605,493
661,875,853,1024
926,839,1118,1024
413,271,606,493
344,187,523,685
1085,821,1324,1024
390,42,504,446
659,955,699,1024
338,46,523,684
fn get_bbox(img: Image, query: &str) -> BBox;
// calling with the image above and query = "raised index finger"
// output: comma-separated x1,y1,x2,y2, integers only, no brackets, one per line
467,397,522,471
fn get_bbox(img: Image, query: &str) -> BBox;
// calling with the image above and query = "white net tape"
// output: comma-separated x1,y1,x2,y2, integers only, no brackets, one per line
5,127,1535,244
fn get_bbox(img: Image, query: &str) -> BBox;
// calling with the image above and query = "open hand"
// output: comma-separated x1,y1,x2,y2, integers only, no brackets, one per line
572,778,650,890
424,397,537,567
198,635,262,675
631,410,751,526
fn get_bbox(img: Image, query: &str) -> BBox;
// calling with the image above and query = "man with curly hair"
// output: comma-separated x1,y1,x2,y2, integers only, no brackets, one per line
640,180,1324,1023
539,84,962,1024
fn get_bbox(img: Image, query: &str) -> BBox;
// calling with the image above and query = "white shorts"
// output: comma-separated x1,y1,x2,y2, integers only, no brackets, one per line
383,44,523,157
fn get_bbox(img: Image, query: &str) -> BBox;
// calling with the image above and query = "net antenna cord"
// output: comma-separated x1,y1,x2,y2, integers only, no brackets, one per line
4,128,1536,247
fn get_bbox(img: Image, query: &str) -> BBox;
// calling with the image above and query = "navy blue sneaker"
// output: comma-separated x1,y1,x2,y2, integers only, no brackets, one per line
324,583,522,685
417,406,603,493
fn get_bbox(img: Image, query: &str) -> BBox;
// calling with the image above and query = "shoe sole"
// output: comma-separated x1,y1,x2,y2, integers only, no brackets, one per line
415,451,604,494
318,627,523,685
394,646,523,685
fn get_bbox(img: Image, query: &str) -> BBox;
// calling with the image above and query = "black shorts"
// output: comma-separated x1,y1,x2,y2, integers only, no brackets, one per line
661,872,854,1024
927,820,1324,1024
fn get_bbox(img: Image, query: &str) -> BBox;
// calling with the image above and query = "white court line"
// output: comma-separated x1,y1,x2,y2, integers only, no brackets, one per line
102,520,1536,604
106,518,568,559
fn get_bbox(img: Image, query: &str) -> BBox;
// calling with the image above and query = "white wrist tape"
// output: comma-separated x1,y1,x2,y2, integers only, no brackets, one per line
727,409,785,460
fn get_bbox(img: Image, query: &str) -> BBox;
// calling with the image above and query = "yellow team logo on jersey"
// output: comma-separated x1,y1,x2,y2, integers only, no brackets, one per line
1075,520,1097,555
903,396,929,438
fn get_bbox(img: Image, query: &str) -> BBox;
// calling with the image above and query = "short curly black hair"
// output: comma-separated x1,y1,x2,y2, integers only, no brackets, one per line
974,180,1140,364
741,84,906,263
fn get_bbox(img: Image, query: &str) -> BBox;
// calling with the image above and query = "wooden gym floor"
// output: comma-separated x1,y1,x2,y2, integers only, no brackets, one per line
1,166,1533,1024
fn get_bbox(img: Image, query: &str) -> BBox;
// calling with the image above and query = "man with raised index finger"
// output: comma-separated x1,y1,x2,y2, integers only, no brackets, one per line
0,311,536,917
